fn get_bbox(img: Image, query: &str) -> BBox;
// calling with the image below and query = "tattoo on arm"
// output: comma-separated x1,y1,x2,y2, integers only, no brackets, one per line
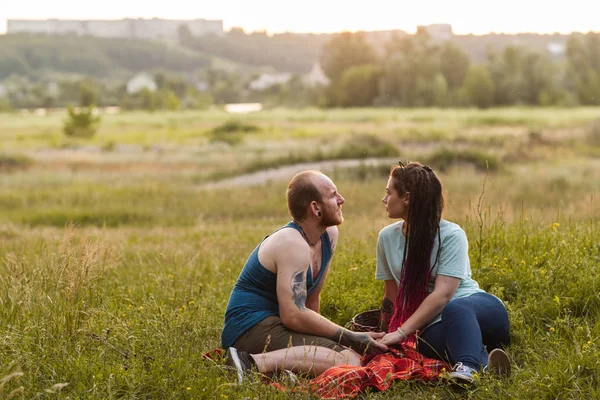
379,297,394,332
291,270,307,311
331,328,384,355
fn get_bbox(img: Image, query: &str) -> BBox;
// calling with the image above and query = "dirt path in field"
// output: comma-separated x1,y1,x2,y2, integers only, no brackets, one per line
202,157,397,189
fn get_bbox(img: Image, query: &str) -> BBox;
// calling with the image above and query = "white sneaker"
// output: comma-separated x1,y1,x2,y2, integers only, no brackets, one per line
224,347,254,383
487,348,511,377
449,362,478,384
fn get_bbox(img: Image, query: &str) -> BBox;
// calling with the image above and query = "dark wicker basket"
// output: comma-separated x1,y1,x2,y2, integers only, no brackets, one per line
345,309,381,333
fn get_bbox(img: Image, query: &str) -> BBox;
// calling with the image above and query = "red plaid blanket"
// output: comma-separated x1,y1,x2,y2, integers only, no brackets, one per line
271,343,448,399
206,344,448,399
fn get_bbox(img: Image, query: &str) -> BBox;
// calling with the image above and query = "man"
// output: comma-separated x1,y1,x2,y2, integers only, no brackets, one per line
221,170,387,381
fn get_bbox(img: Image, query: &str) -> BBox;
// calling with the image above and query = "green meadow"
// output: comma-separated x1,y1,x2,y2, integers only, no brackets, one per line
1,107,599,399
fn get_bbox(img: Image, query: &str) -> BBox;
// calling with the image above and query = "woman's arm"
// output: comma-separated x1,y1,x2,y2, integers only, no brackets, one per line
379,280,398,332
379,274,460,345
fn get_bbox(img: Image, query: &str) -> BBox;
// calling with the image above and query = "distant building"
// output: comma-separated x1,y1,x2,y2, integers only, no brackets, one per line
248,73,292,91
126,73,157,95
185,76,209,92
302,62,330,87
418,24,453,41
47,82,60,98
547,42,566,56
6,18,224,40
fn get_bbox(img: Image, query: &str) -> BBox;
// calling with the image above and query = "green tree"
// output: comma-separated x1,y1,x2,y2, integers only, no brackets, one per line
432,73,449,107
440,42,470,89
63,105,101,138
520,52,557,105
464,66,495,108
338,64,381,107
164,90,181,110
377,30,441,106
320,32,378,82
78,79,99,107
487,46,523,105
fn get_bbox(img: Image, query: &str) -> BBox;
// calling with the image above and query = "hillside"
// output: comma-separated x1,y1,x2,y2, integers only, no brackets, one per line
0,34,214,80
0,30,574,82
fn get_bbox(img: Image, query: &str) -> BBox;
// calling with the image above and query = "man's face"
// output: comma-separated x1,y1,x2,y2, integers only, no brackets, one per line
316,175,345,227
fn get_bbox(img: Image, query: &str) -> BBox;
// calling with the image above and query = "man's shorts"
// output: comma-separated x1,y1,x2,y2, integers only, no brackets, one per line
233,316,346,354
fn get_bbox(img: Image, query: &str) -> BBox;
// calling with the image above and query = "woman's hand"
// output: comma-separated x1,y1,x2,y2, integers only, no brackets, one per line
378,330,405,346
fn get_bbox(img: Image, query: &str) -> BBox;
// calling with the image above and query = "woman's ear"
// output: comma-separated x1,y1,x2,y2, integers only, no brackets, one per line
404,192,410,206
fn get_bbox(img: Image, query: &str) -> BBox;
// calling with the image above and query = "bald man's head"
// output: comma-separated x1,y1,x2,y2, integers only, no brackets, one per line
286,170,324,221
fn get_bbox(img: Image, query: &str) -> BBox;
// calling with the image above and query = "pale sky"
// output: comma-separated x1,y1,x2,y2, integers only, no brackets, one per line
1,0,598,35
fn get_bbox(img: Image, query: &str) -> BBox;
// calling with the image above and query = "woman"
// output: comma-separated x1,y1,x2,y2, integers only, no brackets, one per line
376,162,510,383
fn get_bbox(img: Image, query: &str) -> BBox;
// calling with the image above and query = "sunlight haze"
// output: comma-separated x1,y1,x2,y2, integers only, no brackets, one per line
1,0,598,35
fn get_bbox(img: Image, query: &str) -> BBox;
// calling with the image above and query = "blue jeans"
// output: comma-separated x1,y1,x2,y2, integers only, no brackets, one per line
416,292,510,370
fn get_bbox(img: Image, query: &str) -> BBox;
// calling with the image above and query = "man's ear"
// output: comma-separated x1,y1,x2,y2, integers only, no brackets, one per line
310,201,320,216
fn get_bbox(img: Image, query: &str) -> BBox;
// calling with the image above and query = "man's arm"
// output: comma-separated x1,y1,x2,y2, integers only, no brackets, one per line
305,226,338,313
275,233,387,355
379,280,398,332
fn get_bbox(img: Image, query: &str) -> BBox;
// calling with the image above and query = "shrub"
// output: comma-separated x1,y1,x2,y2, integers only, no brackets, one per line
208,120,261,145
586,119,600,147
426,148,499,172
211,120,261,135
63,105,101,138
0,153,33,172
333,134,398,159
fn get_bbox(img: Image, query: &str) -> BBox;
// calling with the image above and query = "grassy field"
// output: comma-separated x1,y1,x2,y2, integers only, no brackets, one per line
1,107,599,399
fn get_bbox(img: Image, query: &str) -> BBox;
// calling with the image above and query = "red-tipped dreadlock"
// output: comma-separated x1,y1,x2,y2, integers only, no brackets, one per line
388,162,444,335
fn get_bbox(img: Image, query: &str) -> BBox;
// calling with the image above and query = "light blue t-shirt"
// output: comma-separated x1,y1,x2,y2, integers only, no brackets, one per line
376,219,484,327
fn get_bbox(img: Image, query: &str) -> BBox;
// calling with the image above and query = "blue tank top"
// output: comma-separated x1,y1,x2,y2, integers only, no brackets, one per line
221,221,333,349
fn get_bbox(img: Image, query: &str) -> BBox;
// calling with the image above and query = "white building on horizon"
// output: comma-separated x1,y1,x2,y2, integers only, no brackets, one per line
302,62,330,87
6,18,224,39
126,72,157,95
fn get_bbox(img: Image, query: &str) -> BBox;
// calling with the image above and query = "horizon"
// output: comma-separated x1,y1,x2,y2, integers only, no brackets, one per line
1,17,598,36
1,0,598,36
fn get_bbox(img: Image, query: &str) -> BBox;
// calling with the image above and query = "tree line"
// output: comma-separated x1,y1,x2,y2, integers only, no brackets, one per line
0,29,598,110
317,28,600,107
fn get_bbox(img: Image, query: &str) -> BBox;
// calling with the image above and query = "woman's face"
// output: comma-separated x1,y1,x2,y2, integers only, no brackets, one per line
382,177,409,220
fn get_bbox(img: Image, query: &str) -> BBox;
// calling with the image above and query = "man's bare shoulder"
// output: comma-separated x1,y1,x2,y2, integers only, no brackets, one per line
325,226,339,242
266,227,305,247
259,227,308,271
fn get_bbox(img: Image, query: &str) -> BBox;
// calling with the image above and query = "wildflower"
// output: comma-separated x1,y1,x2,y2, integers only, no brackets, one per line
188,300,195,305
551,222,560,232
186,387,191,391
139,306,144,310
549,327,555,332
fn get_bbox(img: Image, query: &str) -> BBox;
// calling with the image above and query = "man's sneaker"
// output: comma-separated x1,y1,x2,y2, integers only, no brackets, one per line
487,348,511,377
224,347,256,383
448,362,478,384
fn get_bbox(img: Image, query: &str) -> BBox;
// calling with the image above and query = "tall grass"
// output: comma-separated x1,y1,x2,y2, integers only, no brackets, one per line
1,108,599,398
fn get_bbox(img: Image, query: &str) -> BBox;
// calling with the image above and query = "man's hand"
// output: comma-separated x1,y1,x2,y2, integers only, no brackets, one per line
378,330,405,346
332,329,388,355
366,331,386,340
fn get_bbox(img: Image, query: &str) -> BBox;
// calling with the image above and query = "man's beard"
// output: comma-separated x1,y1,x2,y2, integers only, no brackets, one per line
321,207,343,227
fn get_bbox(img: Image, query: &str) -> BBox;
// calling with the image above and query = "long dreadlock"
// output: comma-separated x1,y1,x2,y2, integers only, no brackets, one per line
388,162,444,333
